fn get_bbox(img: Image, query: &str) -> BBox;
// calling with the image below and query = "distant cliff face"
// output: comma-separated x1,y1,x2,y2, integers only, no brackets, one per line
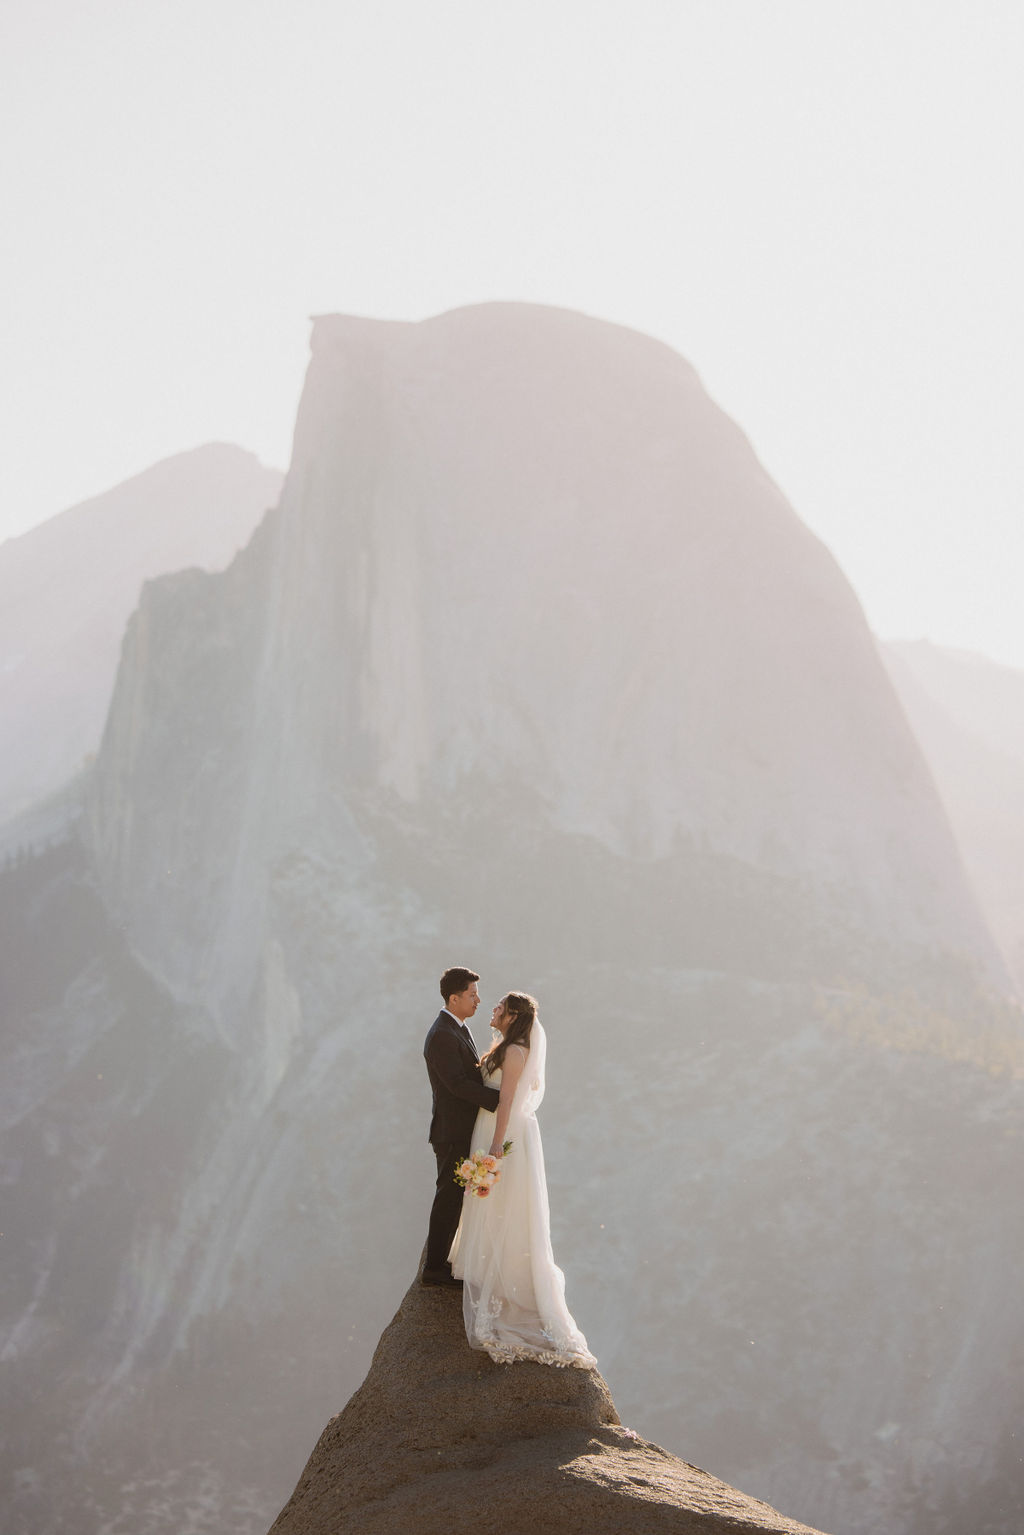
4,305,1022,1535
0,443,282,827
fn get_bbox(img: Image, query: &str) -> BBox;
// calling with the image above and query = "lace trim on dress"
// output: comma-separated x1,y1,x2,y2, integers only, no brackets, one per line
471,1304,596,1369
478,1339,594,1369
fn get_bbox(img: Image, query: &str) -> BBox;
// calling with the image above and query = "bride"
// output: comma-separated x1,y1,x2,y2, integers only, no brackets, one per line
449,991,595,1369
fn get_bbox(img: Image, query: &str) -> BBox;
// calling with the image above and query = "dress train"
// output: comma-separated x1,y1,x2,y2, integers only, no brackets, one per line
448,1022,594,1368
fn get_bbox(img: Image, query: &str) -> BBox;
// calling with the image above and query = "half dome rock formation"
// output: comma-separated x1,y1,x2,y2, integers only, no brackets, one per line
268,1273,828,1535
85,302,1004,1016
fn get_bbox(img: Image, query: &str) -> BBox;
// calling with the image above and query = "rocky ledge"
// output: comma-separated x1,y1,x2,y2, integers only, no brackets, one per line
268,1269,830,1535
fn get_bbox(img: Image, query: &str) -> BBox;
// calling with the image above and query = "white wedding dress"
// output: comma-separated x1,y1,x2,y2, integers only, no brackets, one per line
448,1021,595,1368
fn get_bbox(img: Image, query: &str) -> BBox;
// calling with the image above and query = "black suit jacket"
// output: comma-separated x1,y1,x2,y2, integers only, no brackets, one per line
424,1010,501,1146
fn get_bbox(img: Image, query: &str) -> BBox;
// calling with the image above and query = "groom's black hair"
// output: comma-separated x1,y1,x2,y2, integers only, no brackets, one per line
440,966,480,1003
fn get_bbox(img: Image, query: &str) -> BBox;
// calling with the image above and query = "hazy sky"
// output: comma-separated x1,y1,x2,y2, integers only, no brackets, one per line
3,1,1022,665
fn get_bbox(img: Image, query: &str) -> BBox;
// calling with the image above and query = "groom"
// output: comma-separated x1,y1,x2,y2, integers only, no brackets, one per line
422,966,501,1287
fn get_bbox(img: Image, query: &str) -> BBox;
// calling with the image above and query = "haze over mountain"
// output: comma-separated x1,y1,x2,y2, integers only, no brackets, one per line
882,639,1024,997
3,304,1021,1535
0,443,281,827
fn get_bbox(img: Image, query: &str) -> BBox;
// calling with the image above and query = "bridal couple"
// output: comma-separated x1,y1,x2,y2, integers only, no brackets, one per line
422,966,595,1369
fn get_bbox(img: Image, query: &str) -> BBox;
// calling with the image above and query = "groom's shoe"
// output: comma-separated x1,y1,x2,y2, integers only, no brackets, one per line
420,1267,463,1288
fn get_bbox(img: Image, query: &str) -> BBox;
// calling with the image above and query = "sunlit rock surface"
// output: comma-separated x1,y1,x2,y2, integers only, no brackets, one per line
269,1271,828,1535
3,305,1022,1535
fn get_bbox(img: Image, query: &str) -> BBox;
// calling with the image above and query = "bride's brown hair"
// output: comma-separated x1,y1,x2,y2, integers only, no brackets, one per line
482,991,538,1076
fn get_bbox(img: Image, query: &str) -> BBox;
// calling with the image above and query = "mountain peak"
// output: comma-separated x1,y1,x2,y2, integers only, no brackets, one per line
268,1269,828,1535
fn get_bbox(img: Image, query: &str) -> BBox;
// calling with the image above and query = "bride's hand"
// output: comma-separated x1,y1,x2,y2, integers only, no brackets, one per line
488,1142,503,1159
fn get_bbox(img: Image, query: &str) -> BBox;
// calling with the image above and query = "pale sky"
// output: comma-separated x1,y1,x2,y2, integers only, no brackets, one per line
2,1,1022,665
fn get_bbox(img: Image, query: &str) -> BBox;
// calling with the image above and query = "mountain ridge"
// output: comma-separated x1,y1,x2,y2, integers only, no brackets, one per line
0,442,282,826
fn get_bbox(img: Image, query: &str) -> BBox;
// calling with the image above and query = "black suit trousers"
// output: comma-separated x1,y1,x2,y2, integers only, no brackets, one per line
425,1139,469,1273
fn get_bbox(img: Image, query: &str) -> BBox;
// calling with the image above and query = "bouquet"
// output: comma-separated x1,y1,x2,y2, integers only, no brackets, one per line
454,1142,513,1198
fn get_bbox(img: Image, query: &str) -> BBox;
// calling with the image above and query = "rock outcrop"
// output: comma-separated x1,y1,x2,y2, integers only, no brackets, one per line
269,1273,828,1535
